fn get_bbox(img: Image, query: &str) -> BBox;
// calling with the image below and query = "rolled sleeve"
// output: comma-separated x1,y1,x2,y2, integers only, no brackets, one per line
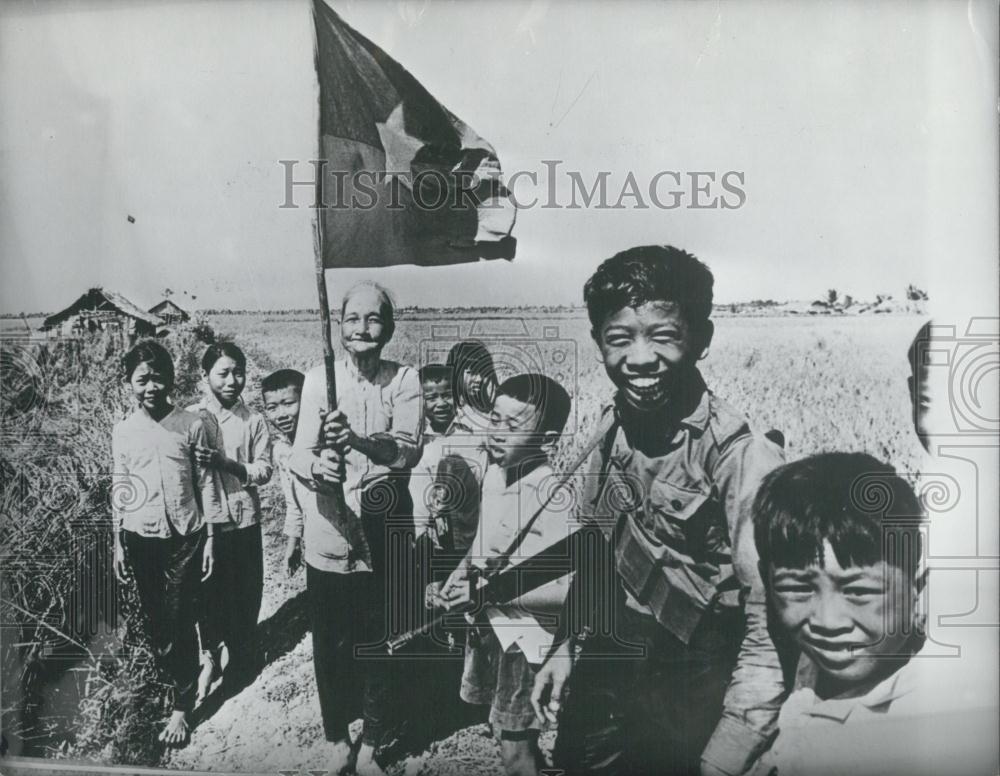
386,365,423,469
242,415,274,487
704,433,786,775
191,418,226,525
280,469,305,538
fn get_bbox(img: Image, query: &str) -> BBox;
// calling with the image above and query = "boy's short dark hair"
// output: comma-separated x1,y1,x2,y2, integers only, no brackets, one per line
122,339,175,386
201,341,247,373
753,452,924,579
497,373,571,436
261,368,305,397
419,363,453,386
583,245,714,334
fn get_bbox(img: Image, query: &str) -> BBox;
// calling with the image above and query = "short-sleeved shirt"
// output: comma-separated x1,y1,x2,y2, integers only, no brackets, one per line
749,645,1000,776
471,462,577,665
188,393,273,531
111,406,224,537
288,357,423,573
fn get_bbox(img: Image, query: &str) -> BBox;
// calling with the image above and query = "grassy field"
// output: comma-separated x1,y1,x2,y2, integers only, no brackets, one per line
208,310,926,477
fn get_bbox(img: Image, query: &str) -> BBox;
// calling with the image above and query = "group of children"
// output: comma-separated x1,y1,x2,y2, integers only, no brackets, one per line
110,247,992,775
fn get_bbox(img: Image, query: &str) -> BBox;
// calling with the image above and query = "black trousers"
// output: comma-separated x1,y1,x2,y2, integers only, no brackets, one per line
198,523,264,674
122,529,204,712
552,603,742,776
307,474,414,756
307,565,391,748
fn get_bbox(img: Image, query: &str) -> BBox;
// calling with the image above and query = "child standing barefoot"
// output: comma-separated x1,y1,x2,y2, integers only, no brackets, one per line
189,342,272,694
111,340,222,746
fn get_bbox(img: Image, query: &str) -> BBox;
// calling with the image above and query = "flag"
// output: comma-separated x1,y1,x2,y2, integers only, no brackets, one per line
312,0,517,269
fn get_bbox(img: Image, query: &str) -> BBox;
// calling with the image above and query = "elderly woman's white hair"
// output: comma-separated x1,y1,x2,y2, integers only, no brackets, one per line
339,280,397,342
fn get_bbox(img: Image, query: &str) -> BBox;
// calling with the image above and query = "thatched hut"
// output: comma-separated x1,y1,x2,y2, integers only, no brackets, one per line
148,299,190,325
40,288,164,339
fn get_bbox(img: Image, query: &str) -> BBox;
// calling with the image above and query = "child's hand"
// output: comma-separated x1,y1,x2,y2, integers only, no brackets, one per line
530,640,574,726
424,581,443,609
284,537,302,577
437,566,473,610
193,445,220,469
201,536,214,581
311,448,345,484
113,538,129,584
320,409,354,452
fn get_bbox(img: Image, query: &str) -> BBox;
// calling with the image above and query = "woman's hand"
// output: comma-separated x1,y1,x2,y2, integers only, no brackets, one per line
193,444,221,469
284,537,303,577
435,563,474,610
321,409,355,452
113,535,129,584
311,448,345,484
530,639,575,725
201,536,214,581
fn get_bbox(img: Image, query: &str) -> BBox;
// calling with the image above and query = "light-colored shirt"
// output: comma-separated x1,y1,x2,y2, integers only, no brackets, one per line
749,644,1000,776
111,406,224,537
289,357,423,573
410,431,489,549
188,394,273,531
468,462,577,665
273,434,305,538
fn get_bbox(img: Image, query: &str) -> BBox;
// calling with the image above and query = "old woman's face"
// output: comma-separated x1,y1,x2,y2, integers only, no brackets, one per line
340,286,391,357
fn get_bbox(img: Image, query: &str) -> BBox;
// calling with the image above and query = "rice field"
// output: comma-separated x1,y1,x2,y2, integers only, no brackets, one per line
208,310,927,478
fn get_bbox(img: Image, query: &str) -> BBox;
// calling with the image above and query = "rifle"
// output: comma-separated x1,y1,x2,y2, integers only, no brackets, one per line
386,410,619,655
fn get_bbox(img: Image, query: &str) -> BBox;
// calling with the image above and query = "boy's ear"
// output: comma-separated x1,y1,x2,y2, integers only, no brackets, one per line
540,429,560,455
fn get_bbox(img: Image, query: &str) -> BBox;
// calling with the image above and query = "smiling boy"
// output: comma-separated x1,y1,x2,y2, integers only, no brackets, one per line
748,452,998,776
532,246,787,776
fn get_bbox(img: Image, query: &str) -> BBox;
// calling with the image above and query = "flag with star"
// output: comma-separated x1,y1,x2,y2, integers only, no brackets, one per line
312,0,517,268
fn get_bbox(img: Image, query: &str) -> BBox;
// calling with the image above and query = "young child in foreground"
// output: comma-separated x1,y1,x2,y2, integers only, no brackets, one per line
259,369,307,578
111,340,222,745
750,451,998,776
189,342,273,694
432,373,575,776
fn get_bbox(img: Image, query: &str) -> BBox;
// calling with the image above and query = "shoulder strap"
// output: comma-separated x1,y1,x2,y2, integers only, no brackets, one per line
492,407,619,571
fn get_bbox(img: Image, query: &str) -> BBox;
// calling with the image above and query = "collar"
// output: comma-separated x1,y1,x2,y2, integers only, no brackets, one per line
341,354,384,384
798,650,921,722
203,391,246,419
138,403,178,425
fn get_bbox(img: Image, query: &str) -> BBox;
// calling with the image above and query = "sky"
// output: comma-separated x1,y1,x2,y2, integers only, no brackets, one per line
0,0,997,314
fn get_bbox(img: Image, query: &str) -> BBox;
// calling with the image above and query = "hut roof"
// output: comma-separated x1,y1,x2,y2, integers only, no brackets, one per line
149,299,189,319
41,288,164,331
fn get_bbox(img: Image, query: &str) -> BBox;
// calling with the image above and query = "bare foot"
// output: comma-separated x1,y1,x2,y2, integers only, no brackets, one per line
355,743,386,776
330,738,358,776
158,710,189,747
196,650,221,704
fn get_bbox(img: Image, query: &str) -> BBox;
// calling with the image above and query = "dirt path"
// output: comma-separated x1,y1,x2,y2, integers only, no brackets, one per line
163,347,526,775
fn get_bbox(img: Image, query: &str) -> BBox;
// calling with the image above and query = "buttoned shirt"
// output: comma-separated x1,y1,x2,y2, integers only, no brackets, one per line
111,406,224,537
188,394,273,531
578,371,786,775
289,358,422,573
470,462,577,665
273,434,305,538
749,644,1000,776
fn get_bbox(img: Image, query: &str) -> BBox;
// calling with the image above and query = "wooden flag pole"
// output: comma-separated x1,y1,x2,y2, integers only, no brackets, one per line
312,214,347,508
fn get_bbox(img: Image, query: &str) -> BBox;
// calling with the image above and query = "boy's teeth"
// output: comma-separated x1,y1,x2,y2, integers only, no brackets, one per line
630,377,659,388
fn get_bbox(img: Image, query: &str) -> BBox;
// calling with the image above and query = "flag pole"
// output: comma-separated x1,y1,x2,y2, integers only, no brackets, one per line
312,216,338,411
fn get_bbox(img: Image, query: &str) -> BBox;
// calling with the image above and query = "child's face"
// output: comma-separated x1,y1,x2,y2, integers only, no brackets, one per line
487,393,548,469
128,361,171,412
206,356,246,407
422,379,455,430
459,366,486,405
262,386,301,438
593,301,706,412
770,540,919,689
341,288,388,357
